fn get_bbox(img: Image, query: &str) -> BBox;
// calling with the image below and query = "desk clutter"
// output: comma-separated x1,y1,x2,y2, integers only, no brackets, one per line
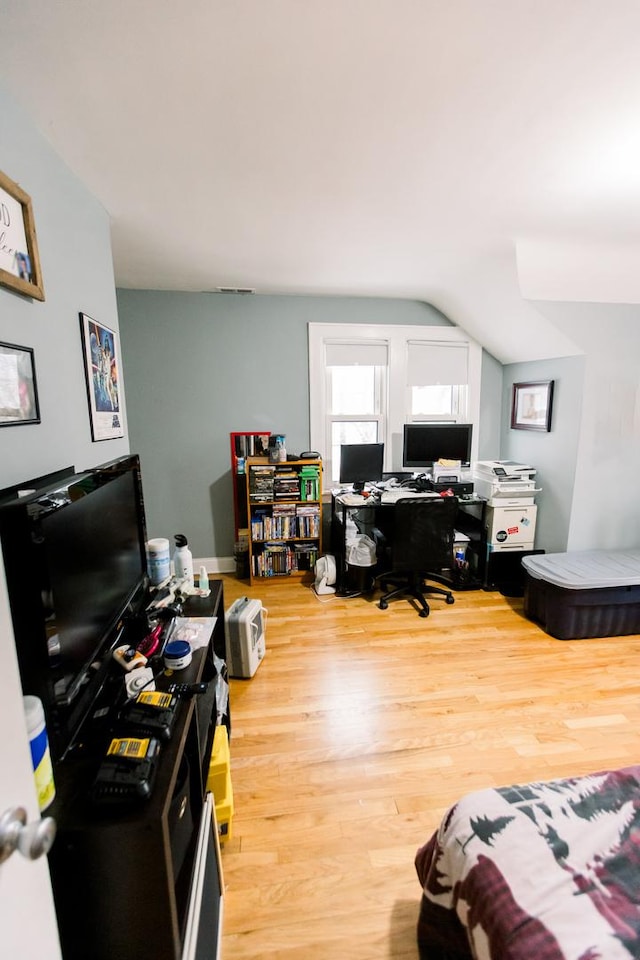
331,487,475,601
331,457,543,597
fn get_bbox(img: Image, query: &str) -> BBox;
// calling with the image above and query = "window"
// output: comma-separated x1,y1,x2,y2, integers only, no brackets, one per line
309,323,481,481
407,341,469,421
325,342,387,482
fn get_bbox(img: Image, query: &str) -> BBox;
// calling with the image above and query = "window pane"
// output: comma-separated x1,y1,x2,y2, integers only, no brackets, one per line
411,385,454,416
330,366,376,414
331,422,378,481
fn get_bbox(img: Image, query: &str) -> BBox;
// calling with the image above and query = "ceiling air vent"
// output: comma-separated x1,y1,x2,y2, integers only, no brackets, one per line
215,287,255,294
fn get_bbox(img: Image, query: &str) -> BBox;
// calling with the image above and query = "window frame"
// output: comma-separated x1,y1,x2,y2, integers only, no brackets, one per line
309,322,482,481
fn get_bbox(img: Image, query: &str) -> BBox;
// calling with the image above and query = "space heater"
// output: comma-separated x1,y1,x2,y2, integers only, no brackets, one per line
224,596,266,678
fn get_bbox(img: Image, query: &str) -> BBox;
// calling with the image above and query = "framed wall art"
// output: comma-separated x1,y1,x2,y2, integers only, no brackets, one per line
79,312,125,441
0,341,41,426
511,379,554,432
0,169,45,301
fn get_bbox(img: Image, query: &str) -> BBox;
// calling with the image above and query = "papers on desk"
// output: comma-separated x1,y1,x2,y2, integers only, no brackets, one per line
172,617,217,651
334,487,441,506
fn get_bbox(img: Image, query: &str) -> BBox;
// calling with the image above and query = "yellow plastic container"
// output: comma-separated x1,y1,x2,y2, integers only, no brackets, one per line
215,768,234,842
207,724,234,841
207,724,230,802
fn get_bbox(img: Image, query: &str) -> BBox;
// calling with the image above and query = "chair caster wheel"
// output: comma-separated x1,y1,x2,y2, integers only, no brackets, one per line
379,599,388,610
446,595,455,604
419,609,429,618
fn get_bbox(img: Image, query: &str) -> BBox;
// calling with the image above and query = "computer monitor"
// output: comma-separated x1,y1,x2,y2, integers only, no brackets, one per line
402,423,473,469
339,443,384,493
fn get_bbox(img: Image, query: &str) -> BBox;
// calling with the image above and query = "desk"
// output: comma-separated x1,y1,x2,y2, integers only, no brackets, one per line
330,492,489,594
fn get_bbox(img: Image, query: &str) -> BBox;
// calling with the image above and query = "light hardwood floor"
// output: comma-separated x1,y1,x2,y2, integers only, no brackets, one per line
218,573,640,959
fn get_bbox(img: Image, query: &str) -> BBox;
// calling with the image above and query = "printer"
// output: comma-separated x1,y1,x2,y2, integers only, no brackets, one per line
473,460,541,505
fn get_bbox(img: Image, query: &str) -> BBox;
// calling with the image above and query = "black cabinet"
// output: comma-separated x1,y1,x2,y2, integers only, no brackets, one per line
452,497,488,589
47,580,226,960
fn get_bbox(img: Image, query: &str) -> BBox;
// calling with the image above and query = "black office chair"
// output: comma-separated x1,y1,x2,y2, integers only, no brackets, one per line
377,496,458,618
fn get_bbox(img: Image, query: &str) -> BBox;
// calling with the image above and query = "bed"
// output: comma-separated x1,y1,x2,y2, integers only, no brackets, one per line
414,765,640,959
522,549,640,640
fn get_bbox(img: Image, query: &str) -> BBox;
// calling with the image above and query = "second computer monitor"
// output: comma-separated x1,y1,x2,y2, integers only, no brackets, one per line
403,423,472,469
339,443,384,493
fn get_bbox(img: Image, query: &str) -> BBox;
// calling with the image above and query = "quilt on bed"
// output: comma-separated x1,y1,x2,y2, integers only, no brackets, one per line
415,765,640,959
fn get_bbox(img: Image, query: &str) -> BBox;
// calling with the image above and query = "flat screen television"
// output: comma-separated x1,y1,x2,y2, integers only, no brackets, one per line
339,443,384,493
0,454,148,759
403,423,473,469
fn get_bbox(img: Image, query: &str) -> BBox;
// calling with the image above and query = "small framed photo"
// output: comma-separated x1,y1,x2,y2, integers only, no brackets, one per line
0,341,40,426
511,380,554,432
79,312,125,441
0,169,45,301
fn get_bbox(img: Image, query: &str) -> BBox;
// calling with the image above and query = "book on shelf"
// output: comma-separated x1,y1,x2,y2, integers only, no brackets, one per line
252,505,297,540
251,540,319,576
257,541,293,576
292,542,320,571
298,465,320,501
274,481,301,499
295,503,320,537
272,502,296,513
249,464,275,500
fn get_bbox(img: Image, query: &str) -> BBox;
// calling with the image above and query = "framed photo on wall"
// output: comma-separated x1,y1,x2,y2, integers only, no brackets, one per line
0,341,40,426
79,312,125,441
511,379,554,432
0,169,45,301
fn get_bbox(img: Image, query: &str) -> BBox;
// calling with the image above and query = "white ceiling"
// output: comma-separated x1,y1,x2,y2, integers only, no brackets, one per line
3,0,640,363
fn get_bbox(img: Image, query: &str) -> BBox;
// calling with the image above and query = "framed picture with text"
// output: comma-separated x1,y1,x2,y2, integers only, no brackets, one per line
0,169,45,301
511,380,554,432
79,313,125,441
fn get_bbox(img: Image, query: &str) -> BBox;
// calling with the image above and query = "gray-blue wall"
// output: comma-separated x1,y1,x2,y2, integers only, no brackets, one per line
0,87,129,489
117,290,503,559
501,356,586,553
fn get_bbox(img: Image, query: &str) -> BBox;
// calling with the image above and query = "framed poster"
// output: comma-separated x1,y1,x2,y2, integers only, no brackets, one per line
511,380,554,432
0,169,45,301
0,341,40,426
79,313,125,441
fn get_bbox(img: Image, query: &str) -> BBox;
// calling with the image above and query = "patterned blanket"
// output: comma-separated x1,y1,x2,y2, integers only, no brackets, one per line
415,766,640,959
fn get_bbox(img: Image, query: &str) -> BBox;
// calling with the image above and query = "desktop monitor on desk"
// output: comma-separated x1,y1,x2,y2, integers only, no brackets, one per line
402,423,473,470
339,443,384,493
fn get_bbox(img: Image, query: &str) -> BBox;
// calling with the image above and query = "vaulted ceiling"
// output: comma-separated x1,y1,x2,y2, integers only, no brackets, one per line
3,1,640,363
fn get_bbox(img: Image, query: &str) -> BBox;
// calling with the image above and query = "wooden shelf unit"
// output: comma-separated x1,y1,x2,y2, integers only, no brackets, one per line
229,431,271,540
246,457,322,583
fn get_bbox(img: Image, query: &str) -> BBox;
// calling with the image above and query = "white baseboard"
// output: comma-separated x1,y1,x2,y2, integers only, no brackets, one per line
193,555,236,574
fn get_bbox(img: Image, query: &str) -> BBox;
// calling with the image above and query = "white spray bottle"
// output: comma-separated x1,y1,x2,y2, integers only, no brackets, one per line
173,534,194,588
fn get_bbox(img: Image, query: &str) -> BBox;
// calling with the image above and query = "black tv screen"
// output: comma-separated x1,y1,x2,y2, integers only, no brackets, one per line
42,469,147,707
403,423,473,469
339,443,384,492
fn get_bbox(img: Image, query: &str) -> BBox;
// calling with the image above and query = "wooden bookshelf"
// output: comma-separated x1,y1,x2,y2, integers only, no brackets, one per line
245,457,322,583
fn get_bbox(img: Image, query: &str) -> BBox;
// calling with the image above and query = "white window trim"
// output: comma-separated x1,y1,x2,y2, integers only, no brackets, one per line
309,322,482,478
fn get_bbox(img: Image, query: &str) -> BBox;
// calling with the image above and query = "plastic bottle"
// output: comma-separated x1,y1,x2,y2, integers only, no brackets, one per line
173,534,194,588
146,537,171,585
23,696,56,812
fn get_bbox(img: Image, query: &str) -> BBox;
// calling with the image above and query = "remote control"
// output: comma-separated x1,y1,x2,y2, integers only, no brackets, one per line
167,682,209,698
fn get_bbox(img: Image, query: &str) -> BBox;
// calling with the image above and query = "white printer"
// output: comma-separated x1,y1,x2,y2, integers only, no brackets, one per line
473,460,540,506
473,460,541,560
